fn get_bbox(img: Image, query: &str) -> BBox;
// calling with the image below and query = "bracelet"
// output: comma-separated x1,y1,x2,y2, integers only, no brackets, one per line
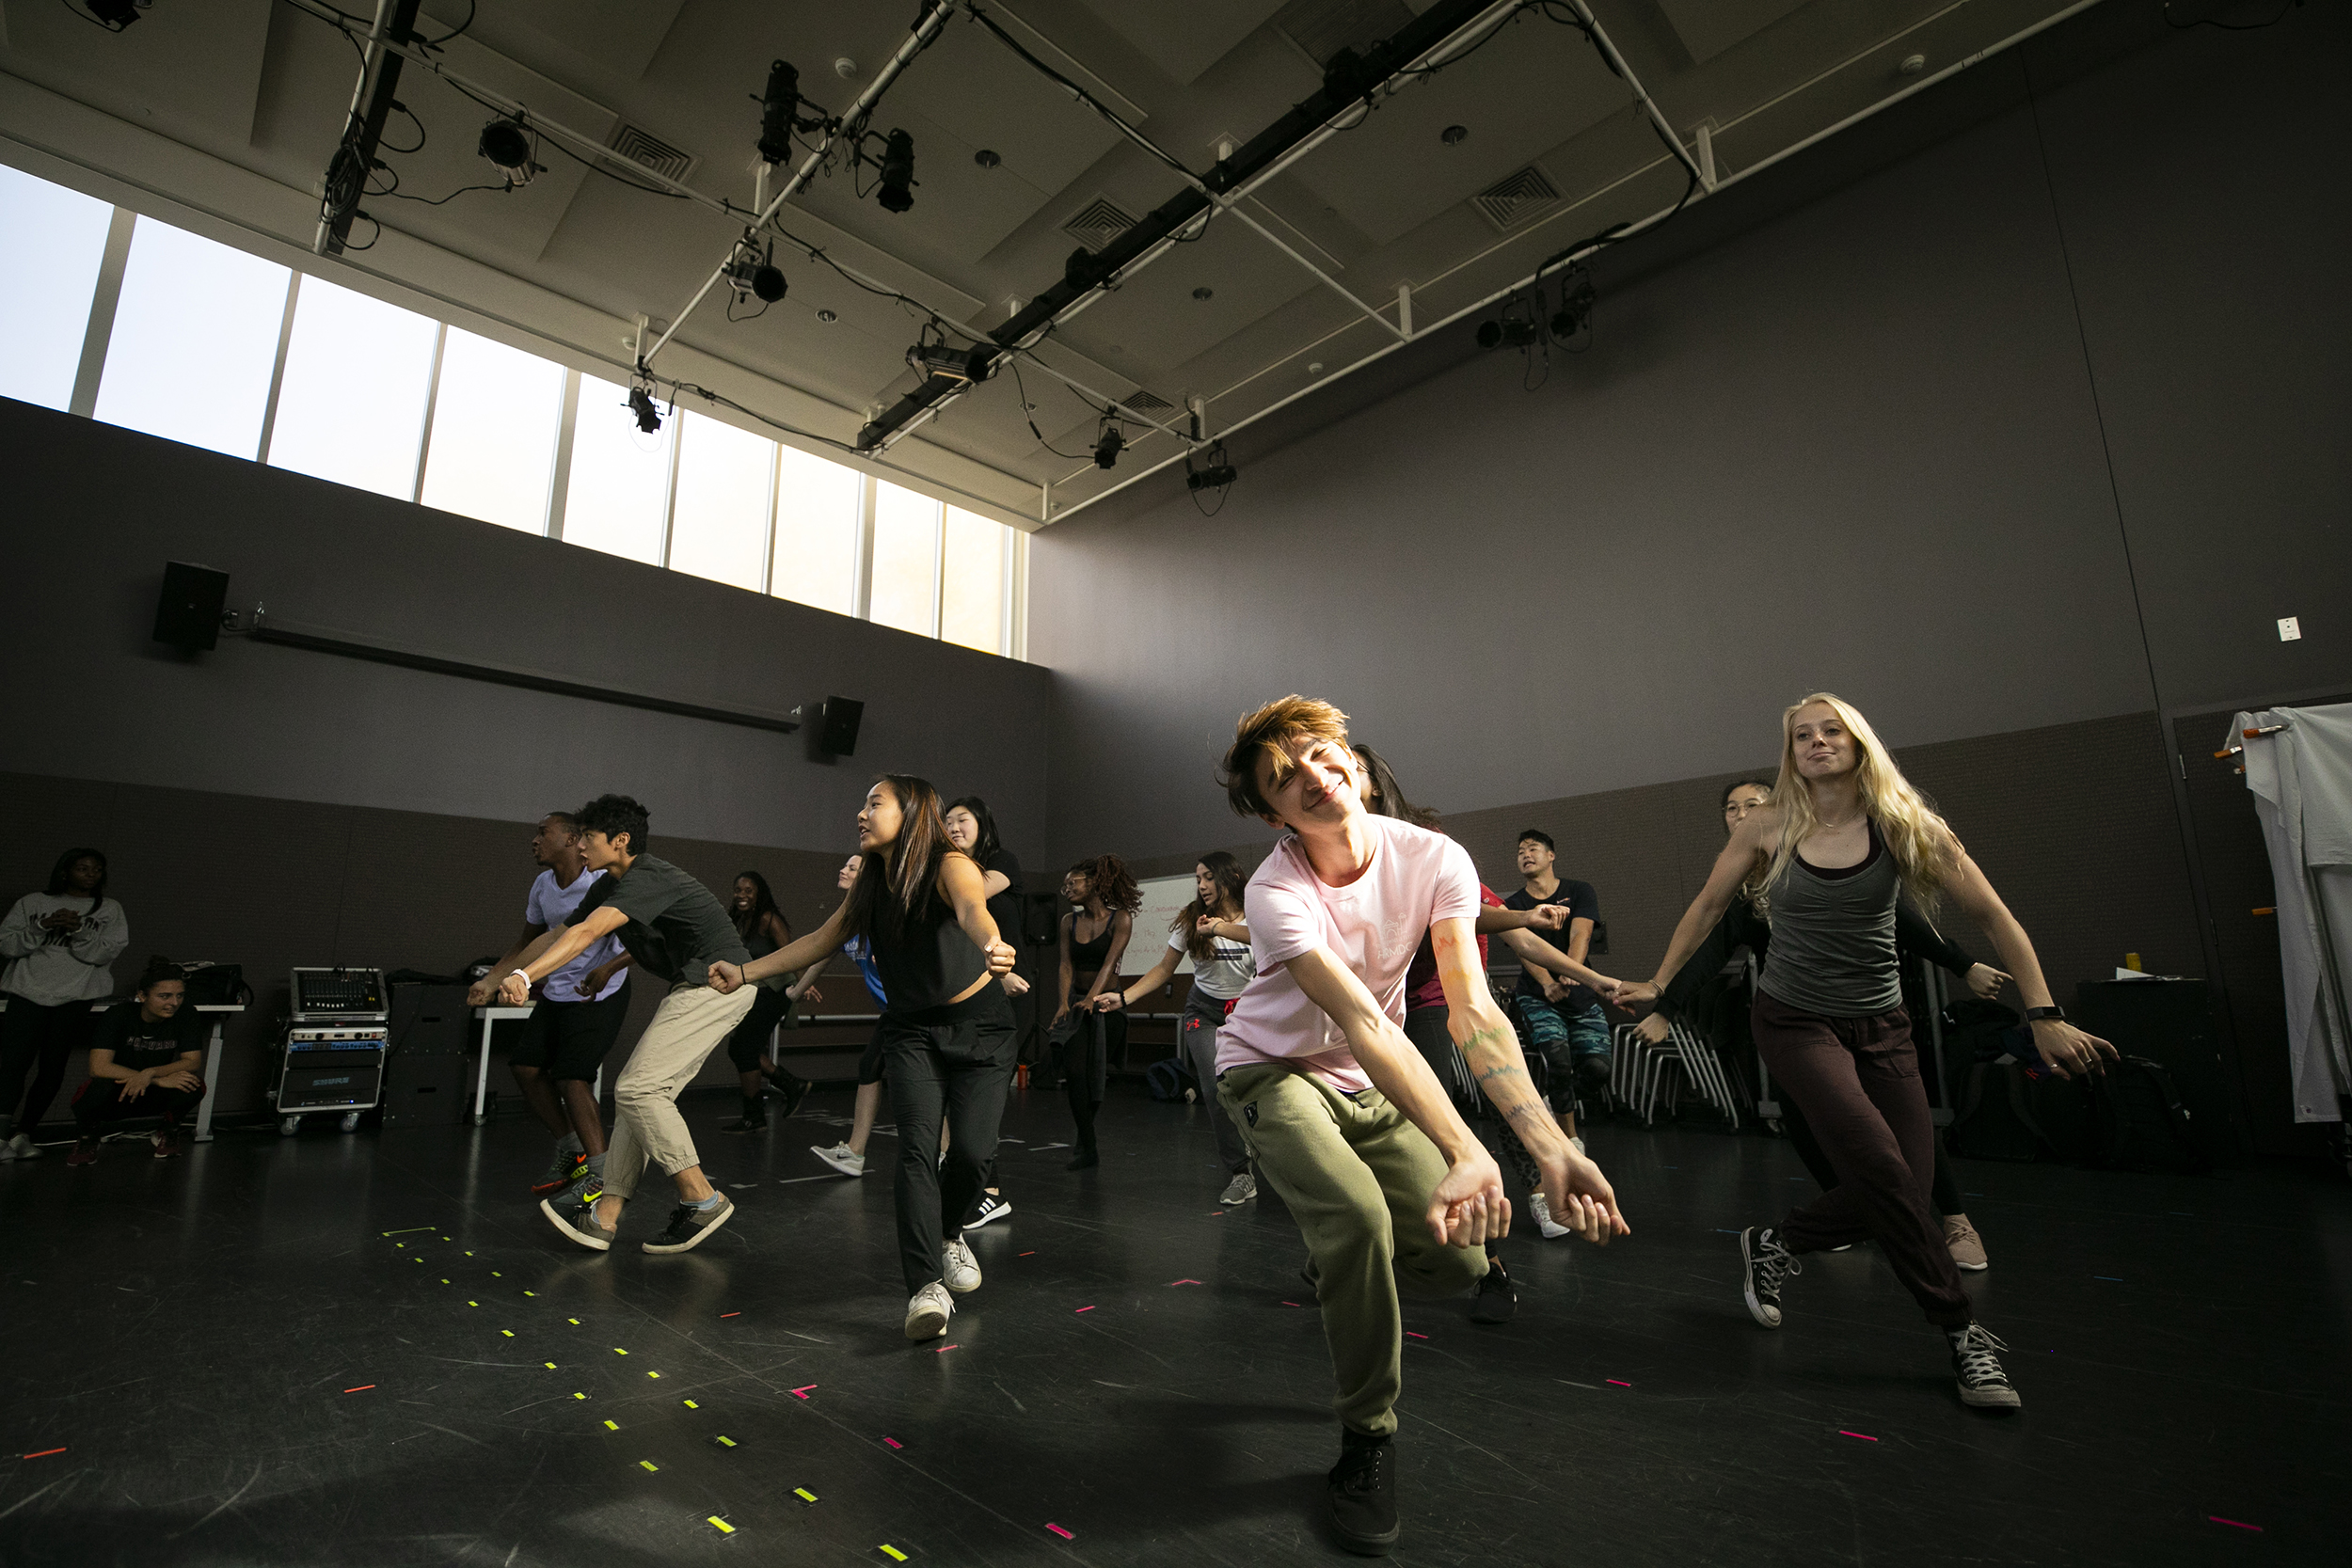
2024,1005,2066,1024
509,969,532,986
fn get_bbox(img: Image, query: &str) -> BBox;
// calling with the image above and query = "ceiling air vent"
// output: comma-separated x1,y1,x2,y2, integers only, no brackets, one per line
1471,166,1562,232
607,123,697,184
1062,197,1138,251
1115,388,1176,418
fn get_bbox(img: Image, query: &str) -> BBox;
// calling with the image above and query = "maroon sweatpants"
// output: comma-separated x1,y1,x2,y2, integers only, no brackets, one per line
1752,992,1971,1328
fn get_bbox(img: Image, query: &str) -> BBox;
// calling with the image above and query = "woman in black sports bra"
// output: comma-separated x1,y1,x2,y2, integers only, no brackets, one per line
713,774,1018,1343
1052,855,1138,1170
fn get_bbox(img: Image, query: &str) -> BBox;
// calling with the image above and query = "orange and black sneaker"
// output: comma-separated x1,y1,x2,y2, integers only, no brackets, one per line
531,1149,588,1196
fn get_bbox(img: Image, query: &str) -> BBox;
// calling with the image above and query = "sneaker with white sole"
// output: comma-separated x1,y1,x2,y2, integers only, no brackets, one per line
1947,1322,2023,1410
1219,1171,1259,1206
1740,1225,1800,1328
1944,1213,1990,1271
8,1132,41,1161
541,1196,616,1252
1526,1191,1572,1240
812,1141,866,1177
964,1191,1011,1228
644,1196,735,1255
531,1149,588,1196
942,1236,981,1292
905,1280,954,1340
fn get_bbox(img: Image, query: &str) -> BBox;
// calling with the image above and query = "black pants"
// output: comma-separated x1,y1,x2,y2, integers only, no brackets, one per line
0,993,97,1132
882,988,1016,1293
74,1075,206,1132
1057,1005,1121,1155
1778,1068,1965,1215
723,985,797,1074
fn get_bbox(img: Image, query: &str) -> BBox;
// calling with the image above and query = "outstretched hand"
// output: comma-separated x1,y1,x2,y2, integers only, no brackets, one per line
1526,903,1570,932
1536,1144,1631,1244
1610,979,1658,1008
1089,991,1122,1013
1425,1151,1510,1248
1633,1011,1671,1045
707,960,745,995
2031,1019,2119,1080
496,970,532,1006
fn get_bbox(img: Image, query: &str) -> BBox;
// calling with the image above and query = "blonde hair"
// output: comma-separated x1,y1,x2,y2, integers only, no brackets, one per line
1752,692,1959,914
1221,695,1350,817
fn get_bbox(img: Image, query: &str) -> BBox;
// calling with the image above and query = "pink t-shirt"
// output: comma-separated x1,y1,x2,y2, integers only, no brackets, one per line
1216,816,1482,1092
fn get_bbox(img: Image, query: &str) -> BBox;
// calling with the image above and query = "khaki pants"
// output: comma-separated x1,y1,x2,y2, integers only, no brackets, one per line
602,981,757,1202
1218,1063,1486,1437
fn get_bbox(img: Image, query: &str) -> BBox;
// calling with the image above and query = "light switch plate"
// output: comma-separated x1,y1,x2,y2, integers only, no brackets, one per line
2280,616,2303,641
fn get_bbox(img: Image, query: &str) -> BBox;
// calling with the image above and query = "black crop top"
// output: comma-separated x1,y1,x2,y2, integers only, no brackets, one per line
1067,915,1113,974
868,894,987,1014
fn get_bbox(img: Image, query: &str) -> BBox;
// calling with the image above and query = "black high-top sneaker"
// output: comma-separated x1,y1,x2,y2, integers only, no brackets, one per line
1327,1431,1399,1556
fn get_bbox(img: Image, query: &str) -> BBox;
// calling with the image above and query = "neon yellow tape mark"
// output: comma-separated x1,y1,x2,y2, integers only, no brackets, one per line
441,1279,450,1284
491,1271,501,1276
524,1291,535,1297
468,1302,479,1307
544,1362,556,1369
708,1517,735,1534
414,1258,422,1263
574,1393,586,1400
567,1318,580,1324
501,1330,515,1338
465,1251,473,1256
647,1371,661,1379
683,1400,698,1409
716,1435,737,1448
880,1546,908,1562
613,1348,628,1355
793,1488,818,1503
639,1460,659,1472
603,1420,617,1430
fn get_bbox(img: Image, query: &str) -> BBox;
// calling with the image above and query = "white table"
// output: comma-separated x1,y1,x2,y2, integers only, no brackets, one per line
0,999,243,1143
470,1005,534,1126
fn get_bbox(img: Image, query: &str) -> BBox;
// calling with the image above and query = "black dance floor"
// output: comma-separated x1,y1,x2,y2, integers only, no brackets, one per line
1,1085,2344,1566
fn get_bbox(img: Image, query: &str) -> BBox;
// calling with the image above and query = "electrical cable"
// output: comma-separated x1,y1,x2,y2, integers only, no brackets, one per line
375,179,513,206
420,0,474,48
1008,356,1100,459
378,100,426,155
2164,0,2298,28
963,5,1202,185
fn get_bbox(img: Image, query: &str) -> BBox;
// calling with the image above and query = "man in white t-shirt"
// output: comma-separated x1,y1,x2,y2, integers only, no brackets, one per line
1213,696,1629,1557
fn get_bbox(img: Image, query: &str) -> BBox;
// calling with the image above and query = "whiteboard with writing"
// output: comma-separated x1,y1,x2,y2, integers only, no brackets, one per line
1134,874,1197,975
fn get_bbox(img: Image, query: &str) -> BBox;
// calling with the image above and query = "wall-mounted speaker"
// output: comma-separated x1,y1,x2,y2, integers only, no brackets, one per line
820,697,865,756
153,562,230,651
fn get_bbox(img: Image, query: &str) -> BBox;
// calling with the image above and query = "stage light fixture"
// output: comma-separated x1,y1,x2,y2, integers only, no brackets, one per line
1476,317,1538,350
1092,416,1124,471
478,119,538,186
1185,448,1237,492
628,385,663,434
723,236,789,306
757,59,804,164
875,129,916,214
1549,271,1597,340
906,341,979,385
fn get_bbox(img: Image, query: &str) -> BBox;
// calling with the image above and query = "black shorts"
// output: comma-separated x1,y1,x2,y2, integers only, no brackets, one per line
510,984,630,1081
857,1020,888,1086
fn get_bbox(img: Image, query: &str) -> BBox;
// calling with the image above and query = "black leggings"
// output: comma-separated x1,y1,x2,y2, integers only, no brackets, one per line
1059,1006,1121,1155
723,985,796,1074
0,994,96,1133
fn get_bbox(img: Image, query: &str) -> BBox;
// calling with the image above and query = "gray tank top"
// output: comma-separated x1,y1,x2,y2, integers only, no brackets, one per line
1757,824,1903,1017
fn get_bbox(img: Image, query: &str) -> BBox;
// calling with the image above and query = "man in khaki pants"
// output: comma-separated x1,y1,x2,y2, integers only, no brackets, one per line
498,794,755,1256
1211,698,1629,1556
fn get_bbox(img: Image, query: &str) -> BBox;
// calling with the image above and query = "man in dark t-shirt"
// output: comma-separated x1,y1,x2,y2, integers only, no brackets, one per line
499,794,755,1258
68,965,207,1164
1502,829,1611,1148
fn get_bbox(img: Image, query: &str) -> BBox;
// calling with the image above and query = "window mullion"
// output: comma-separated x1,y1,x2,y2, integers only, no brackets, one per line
67,206,136,420
544,368,581,540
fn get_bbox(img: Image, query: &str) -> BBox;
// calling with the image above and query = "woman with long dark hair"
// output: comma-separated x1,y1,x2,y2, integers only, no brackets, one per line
719,871,822,1133
943,797,1026,1227
1053,854,1139,1171
1098,850,1257,1202
714,775,1016,1341
0,847,129,1160
1644,693,2115,1410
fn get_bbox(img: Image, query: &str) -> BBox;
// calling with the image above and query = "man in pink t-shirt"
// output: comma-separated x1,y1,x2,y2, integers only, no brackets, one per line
1213,696,1629,1557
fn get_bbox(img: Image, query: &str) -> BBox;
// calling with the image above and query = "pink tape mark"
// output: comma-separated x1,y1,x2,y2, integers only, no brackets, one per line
1405,1332,1428,1340
1019,1250,1036,1257
883,1437,903,1449
1075,1306,1095,1313
1281,1300,1305,1307
1210,1210,1225,1215
790,1386,817,1399
1169,1279,1202,1287
935,1344,960,1354
1045,1523,1075,1540
2208,1517,2264,1532
1838,1430,1878,1442
1606,1379,1632,1387
20,1448,66,1459
721,1311,740,1319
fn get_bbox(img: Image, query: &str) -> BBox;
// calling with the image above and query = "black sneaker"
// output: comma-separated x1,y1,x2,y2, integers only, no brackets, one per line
963,1191,1011,1228
1740,1226,1800,1329
766,1071,812,1120
541,1196,616,1252
1327,1435,1399,1556
1469,1254,1516,1325
644,1195,736,1255
1947,1323,2023,1411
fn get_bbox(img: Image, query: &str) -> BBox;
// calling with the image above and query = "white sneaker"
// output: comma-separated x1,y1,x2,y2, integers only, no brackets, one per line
942,1237,982,1293
1219,1171,1258,1205
1526,1191,1572,1240
812,1142,866,1177
905,1281,954,1339
8,1132,41,1161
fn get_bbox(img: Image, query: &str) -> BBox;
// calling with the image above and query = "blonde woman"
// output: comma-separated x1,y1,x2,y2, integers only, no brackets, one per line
1644,694,2114,1412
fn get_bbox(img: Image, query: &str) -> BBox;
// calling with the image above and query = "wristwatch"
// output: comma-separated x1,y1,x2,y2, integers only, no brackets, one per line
2024,1005,2066,1024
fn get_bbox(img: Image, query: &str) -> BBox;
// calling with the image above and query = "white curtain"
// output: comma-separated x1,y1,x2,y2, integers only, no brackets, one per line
2233,704,2352,1123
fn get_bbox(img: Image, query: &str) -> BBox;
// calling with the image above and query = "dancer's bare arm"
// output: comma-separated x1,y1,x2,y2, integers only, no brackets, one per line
1650,808,1779,988
1944,854,2116,1079
1282,945,1507,1249
717,902,852,991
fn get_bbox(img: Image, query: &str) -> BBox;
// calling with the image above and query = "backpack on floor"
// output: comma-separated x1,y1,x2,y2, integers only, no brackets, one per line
2091,1054,2210,1175
1945,1061,2051,1163
1143,1057,1190,1101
